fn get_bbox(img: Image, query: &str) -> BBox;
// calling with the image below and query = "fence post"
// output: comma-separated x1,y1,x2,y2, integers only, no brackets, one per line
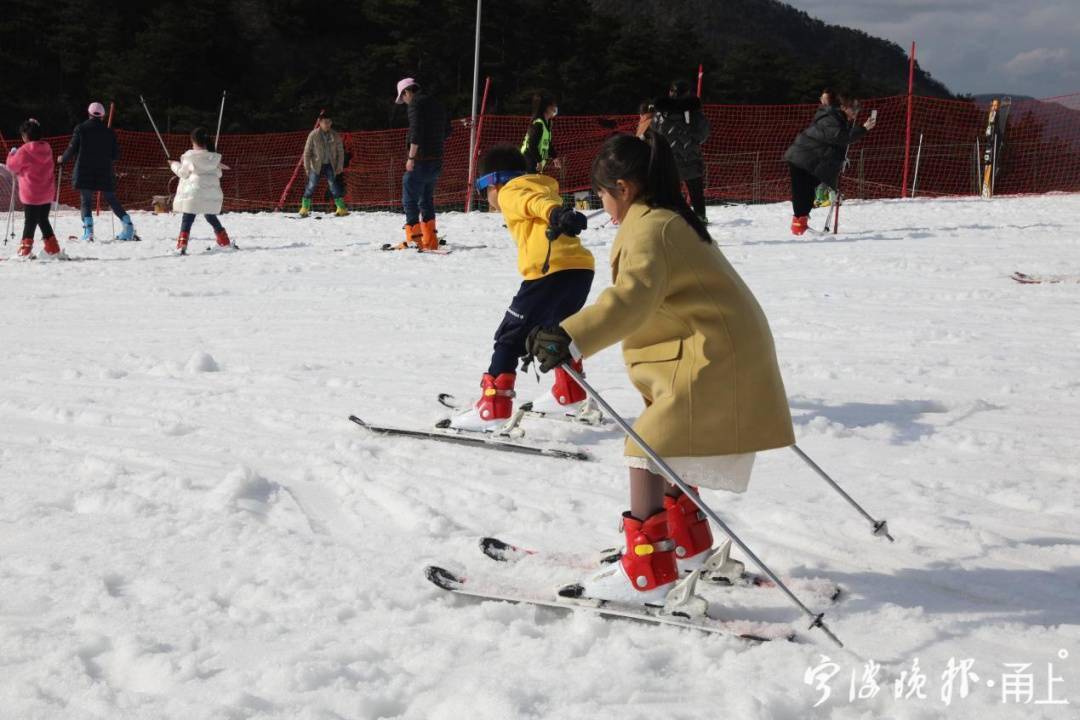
901,42,916,198
465,76,492,212
752,152,760,203
973,140,981,195
858,148,865,196
96,102,115,216
275,112,322,211
697,64,704,98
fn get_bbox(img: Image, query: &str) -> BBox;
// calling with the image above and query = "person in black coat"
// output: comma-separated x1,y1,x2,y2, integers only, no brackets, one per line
783,90,876,235
395,77,452,251
57,101,138,242
652,80,710,221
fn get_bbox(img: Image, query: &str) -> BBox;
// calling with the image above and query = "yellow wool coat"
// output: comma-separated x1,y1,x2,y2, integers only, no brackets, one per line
560,202,795,459
497,175,595,280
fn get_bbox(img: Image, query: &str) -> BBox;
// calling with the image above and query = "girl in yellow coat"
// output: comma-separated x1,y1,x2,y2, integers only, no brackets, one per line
528,131,795,605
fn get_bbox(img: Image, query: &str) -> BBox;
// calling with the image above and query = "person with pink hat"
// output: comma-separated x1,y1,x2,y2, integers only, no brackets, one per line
393,78,452,251
5,119,65,259
57,101,139,242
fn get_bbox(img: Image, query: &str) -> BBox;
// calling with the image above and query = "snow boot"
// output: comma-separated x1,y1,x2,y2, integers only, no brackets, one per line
215,228,231,248
116,214,137,241
551,359,587,406
449,372,516,432
420,218,439,251
42,235,63,258
790,215,809,236
665,492,714,574
334,197,349,217
17,237,33,258
528,358,594,420
576,511,679,606
79,216,94,242
176,230,190,255
393,222,422,250
299,198,312,217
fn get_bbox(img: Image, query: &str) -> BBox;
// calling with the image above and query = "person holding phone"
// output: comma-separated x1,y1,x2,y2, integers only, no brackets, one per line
783,90,876,235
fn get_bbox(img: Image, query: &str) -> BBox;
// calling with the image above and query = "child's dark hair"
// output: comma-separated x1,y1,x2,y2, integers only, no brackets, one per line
531,93,556,119
191,126,215,152
19,118,42,141
479,144,527,176
591,130,711,243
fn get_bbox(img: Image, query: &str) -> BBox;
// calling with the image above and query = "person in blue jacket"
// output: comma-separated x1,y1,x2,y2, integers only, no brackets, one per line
58,102,138,242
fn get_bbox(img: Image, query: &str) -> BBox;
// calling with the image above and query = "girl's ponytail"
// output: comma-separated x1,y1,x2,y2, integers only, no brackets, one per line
642,128,711,243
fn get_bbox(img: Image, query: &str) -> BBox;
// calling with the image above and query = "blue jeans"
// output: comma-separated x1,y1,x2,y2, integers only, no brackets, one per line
79,190,126,219
303,164,342,199
488,269,594,376
402,159,442,225
180,213,224,233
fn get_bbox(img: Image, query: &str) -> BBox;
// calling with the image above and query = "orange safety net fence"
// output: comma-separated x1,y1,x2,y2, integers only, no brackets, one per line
3,93,1078,214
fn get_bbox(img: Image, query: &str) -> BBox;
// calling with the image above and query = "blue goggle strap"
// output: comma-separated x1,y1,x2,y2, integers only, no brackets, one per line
475,170,526,192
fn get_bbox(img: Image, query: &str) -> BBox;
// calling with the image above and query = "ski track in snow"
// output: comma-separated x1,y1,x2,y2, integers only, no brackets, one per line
1,197,1079,719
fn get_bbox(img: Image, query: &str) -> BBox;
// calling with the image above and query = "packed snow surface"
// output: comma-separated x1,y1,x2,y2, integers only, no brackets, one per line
1,195,1078,719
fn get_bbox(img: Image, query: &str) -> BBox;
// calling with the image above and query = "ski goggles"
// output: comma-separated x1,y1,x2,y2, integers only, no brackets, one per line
475,170,526,192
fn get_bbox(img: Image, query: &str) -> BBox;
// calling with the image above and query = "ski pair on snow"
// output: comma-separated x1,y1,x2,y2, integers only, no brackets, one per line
424,536,840,641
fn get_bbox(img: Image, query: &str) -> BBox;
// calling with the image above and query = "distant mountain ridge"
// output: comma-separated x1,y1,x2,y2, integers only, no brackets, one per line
590,0,954,101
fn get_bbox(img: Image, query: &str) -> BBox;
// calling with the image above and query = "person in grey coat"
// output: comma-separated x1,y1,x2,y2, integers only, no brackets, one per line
783,90,876,234
652,80,710,221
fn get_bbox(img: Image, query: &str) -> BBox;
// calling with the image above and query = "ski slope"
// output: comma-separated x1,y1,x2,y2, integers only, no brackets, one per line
1,195,1078,719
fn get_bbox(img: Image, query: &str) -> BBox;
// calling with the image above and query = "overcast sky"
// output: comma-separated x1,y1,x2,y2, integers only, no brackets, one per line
784,0,1080,98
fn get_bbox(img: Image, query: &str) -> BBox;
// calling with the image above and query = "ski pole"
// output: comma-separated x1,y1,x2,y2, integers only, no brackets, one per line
790,445,894,542
4,171,14,246
214,91,227,151
54,164,63,212
560,363,844,648
139,95,171,160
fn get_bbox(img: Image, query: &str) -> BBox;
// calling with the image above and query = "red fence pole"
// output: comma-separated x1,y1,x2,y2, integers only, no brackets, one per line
96,101,115,216
697,64,704,97
276,111,322,211
465,76,492,212
901,42,916,198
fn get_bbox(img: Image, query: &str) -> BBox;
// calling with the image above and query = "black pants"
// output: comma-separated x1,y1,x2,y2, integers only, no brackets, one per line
180,213,224,233
684,176,706,219
789,163,819,217
489,269,594,376
79,189,126,219
22,204,54,239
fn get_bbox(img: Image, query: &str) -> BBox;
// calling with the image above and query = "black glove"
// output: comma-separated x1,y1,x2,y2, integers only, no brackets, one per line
546,206,587,241
526,325,573,373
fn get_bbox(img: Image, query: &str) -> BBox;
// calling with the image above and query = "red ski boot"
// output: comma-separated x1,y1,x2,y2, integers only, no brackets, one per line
215,229,231,248
791,215,809,235
449,372,516,431
551,358,587,406
17,237,33,257
176,231,189,254
577,510,679,605
42,235,62,256
665,491,714,573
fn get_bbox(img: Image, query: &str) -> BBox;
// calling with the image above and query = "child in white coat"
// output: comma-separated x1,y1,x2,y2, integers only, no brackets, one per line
170,127,231,255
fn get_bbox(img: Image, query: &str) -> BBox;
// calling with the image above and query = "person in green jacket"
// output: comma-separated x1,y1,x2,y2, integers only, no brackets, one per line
520,93,561,173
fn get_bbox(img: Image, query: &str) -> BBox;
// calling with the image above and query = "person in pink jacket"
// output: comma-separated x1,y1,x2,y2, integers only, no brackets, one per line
5,119,64,258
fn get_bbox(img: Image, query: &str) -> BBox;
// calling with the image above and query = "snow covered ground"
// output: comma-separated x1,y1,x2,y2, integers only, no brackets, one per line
1,194,1079,719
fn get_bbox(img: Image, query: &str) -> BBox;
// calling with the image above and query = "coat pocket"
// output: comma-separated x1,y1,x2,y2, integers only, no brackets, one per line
623,338,682,365
624,339,683,403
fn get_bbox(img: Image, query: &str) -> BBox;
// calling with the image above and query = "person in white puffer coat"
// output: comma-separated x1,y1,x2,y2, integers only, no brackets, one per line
170,127,232,255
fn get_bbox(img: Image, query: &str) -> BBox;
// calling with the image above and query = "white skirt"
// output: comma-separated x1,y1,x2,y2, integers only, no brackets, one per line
625,452,756,493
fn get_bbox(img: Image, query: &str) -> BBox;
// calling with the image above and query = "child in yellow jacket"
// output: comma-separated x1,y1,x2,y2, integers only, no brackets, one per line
449,145,595,431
